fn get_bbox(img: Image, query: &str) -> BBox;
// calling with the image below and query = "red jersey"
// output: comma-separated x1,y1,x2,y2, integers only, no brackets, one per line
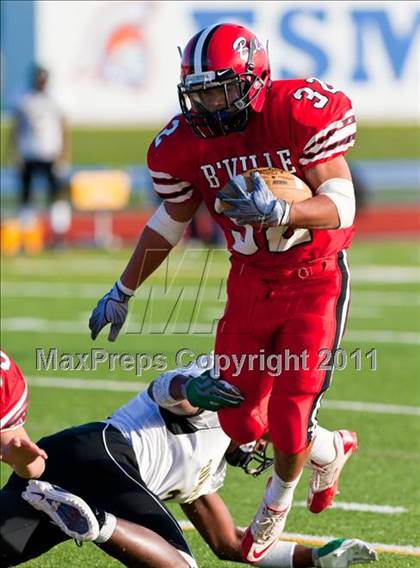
147,77,356,269
0,351,28,432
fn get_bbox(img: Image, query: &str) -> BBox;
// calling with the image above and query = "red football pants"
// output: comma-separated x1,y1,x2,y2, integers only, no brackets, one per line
216,252,350,454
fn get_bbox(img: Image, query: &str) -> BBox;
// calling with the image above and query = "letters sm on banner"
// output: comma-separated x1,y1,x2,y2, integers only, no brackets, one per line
32,0,419,123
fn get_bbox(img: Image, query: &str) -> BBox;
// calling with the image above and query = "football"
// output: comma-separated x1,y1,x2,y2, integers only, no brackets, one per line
215,167,313,213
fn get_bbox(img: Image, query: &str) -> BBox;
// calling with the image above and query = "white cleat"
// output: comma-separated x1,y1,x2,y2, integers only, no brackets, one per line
314,538,378,567
22,480,100,541
241,479,291,563
308,430,358,514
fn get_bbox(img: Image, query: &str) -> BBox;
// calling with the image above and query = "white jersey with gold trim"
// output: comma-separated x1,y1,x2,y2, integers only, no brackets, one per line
106,366,230,504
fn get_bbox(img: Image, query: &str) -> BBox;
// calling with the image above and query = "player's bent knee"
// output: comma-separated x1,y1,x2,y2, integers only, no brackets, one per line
270,434,310,455
268,392,315,454
218,408,266,444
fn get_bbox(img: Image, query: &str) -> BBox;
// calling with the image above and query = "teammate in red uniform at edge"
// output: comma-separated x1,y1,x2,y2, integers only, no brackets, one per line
90,24,358,563
0,351,47,479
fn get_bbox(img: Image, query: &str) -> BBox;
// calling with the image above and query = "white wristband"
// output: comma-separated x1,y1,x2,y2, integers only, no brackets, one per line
146,203,190,247
117,279,135,296
316,178,355,229
151,371,180,407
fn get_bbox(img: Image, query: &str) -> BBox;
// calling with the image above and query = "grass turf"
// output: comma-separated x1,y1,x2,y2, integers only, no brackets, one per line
1,124,420,166
1,240,420,567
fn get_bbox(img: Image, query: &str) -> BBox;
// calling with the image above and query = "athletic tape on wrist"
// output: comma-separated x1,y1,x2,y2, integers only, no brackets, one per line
146,203,190,247
316,178,355,228
151,371,180,407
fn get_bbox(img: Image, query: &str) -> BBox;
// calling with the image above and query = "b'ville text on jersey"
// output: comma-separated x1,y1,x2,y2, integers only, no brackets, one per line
200,148,296,188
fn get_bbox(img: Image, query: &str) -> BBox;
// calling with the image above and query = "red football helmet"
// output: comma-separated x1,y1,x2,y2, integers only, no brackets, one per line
178,23,271,138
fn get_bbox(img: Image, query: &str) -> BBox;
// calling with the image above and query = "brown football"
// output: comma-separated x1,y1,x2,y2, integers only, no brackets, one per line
215,167,313,213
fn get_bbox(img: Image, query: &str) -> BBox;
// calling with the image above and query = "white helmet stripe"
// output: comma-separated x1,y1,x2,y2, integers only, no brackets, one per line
193,24,220,73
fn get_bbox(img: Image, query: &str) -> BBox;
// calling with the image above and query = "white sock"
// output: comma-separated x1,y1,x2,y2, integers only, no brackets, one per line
265,470,302,510
310,426,337,465
256,541,296,567
94,512,117,544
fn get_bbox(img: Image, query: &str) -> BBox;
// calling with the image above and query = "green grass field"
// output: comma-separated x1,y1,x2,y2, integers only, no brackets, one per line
1,240,420,567
1,123,420,166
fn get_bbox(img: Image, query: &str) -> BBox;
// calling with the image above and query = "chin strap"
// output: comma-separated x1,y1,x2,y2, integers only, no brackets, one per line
226,440,274,477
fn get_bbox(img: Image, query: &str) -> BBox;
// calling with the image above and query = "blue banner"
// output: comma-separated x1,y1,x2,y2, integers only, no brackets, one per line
1,0,35,112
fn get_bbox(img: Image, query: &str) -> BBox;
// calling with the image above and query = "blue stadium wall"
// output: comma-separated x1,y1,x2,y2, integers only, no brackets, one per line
1,0,35,112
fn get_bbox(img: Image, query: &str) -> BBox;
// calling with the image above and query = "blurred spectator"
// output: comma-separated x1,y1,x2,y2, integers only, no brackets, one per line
10,65,71,245
9,64,72,242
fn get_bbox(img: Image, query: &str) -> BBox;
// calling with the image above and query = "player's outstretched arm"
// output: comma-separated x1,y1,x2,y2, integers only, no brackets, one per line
181,492,304,566
181,493,244,562
0,426,47,479
148,369,244,415
89,197,201,341
181,493,377,567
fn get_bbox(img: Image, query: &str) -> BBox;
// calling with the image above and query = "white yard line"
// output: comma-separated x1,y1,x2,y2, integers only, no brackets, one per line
353,291,420,306
345,330,420,344
2,283,108,298
1,317,218,335
2,283,224,301
293,501,408,515
4,264,420,288
205,306,387,320
179,521,420,557
2,259,126,274
27,377,420,418
3,317,420,344
2,257,229,278
27,376,147,391
294,501,406,514
322,400,420,416
4,259,420,274
2,318,85,333
2,282,420,304
350,266,420,283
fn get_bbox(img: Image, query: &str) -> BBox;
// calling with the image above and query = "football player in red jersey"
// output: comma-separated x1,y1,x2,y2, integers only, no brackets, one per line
0,351,47,478
89,23,358,562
